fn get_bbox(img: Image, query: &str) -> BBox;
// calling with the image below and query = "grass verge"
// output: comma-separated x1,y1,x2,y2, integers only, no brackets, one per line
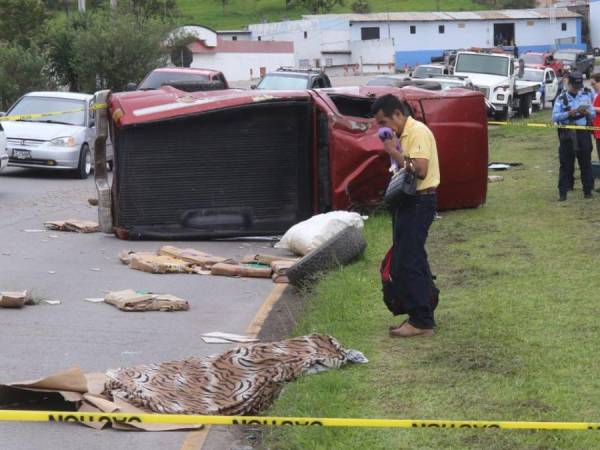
260,110,600,449
176,0,482,30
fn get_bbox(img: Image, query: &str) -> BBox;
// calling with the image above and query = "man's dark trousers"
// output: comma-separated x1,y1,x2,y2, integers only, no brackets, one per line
392,194,437,329
558,130,594,196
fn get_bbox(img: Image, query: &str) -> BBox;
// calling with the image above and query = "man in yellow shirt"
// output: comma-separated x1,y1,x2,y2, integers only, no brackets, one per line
372,94,440,338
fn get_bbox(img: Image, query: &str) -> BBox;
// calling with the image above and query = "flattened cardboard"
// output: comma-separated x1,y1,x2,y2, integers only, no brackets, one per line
0,291,31,308
44,220,99,233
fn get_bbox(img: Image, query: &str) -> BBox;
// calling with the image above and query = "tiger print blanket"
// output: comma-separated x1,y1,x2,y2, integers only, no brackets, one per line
103,334,367,416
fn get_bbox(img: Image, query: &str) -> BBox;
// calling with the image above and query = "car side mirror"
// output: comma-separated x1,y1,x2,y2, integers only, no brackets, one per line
0,112,5,117
126,82,137,92
89,120,96,128
250,85,257,89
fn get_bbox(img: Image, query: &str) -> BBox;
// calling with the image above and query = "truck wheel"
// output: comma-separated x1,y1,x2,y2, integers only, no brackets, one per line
286,226,367,288
519,94,532,118
74,145,92,180
533,94,544,112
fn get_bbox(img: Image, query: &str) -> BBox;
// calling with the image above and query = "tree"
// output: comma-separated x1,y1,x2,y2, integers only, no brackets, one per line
0,0,50,47
0,44,52,110
351,0,370,13
71,12,170,92
289,0,344,14
166,32,197,67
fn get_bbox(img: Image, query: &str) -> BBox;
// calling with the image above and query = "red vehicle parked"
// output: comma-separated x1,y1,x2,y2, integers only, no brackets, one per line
521,52,564,76
127,67,229,92
93,85,488,239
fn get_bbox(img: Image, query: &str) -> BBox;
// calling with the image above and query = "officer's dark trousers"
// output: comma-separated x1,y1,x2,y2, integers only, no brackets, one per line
392,194,437,329
596,138,600,162
558,130,594,195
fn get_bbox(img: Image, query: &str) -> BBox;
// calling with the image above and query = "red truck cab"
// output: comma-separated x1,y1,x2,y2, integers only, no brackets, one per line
521,52,564,76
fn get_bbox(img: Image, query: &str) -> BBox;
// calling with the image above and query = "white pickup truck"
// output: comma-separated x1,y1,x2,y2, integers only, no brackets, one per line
453,51,541,120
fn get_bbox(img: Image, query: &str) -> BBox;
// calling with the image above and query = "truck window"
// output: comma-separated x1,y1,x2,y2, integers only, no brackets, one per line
455,54,509,77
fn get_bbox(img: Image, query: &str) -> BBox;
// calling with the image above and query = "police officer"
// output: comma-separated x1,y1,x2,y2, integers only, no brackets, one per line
552,71,596,201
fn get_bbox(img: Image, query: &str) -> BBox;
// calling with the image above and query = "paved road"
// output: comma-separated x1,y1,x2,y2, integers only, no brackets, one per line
0,167,289,450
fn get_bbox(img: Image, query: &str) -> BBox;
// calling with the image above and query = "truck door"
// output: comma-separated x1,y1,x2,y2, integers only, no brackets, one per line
545,69,558,102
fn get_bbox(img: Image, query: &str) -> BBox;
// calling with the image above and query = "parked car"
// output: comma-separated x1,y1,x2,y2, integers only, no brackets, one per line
0,124,7,172
254,67,332,90
411,64,448,78
518,67,559,111
552,49,595,79
1,92,112,179
521,51,564,76
93,85,488,239
129,68,229,92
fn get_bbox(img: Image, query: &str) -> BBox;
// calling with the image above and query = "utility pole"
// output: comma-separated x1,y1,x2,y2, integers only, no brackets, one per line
110,0,117,9
78,0,85,12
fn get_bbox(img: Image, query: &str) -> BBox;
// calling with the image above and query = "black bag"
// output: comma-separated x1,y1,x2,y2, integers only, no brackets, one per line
380,247,439,316
384,168,416,207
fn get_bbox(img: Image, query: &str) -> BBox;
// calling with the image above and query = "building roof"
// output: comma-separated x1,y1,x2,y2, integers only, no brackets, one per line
304,8,580,23
189,39,294,54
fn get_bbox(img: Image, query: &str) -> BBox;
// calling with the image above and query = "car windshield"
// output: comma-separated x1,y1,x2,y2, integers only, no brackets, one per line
455,54,509,76
256,74,308,90
553,52,576,62
522,53,545,65
521,69,544,82
366,77,401,86
138,71,210,90
8,96,86,126
413,66,443,78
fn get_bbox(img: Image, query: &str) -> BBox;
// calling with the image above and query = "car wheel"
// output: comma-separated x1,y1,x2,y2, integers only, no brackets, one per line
286,226,367,288
75,145,92,179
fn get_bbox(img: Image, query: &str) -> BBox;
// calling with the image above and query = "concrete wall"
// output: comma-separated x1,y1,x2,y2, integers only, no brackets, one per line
591,0,600,49
218,32,252,41
191,52,295,81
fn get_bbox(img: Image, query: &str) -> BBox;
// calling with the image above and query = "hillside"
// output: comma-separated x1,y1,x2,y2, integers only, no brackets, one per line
177,0,484,30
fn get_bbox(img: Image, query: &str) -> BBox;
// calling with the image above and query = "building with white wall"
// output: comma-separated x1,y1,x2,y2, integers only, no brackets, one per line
248,8,585,71
591,0,600,49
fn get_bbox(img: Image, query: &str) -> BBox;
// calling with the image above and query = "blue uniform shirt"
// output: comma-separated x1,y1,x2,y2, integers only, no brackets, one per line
552,89,596,126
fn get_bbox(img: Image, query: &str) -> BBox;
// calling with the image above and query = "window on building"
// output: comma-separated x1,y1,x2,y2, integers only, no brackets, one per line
361,27,380,40
232,36,238,41
304,31,308,39
561,22,567,31
410,25,416,34
438,25,445,34
326,57,333,66
527,21,534,26
299,59,310,68
258,36,262,41
458,22,465,28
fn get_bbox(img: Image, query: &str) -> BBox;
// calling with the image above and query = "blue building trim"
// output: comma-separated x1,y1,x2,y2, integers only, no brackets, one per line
394,50,444,69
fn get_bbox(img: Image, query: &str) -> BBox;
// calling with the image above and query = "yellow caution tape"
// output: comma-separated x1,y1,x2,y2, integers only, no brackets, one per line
0,103,107,122
1,410,600,430
489,120,600,131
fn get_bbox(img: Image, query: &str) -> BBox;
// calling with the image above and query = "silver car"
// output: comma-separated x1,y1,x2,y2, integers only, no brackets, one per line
0,124,7,172
2,92,112,179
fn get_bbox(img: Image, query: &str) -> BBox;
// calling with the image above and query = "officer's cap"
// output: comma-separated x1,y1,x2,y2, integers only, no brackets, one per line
568,71,584,88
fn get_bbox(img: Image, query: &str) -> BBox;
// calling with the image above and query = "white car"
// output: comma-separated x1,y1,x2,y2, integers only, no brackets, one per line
518,67,559,111
1,92,113,179
0,124,7,172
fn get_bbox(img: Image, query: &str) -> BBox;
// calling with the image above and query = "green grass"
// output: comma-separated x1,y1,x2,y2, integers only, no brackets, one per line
176,0,483,30
260,110,600,449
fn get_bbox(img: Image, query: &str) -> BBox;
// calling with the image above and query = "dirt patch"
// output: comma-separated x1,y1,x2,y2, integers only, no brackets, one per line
441,266,504,289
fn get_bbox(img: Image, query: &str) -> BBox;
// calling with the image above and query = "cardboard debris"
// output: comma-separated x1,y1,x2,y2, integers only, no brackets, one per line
0,291,31,308
158,245,232,268
272,273,290,284
241,254,299,265
211,263,272,278
201,337,232,344
104,289,189,312
44,220,99,233
0,366,201,431
129,253,192,274
201,332,259,343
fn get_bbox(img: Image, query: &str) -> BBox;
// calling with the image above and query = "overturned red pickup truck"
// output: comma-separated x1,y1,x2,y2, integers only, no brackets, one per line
93,85,488,240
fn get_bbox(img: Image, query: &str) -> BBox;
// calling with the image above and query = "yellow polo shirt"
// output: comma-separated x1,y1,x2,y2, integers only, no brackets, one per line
400,116,440,191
